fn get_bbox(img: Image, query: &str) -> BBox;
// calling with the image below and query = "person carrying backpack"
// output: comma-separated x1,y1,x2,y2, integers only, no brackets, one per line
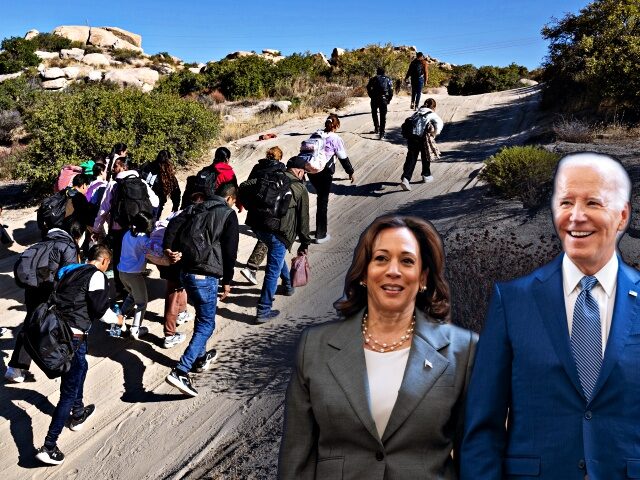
367,66,394,139
85,162,107,204
35,244,126,465
140,149,181,220
404,52,429,110
162,183,239,397
93,157,158,299
5,221,83,383
400,98,444,191
245,156,312,323
180,147,236,210
307,114,355,244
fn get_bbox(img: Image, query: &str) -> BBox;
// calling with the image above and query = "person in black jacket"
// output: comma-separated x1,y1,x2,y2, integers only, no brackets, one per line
140,150,181,220
366,67,394,139
5,221,83,384
404,52,429,110
162,184,239,397
35,244,125,465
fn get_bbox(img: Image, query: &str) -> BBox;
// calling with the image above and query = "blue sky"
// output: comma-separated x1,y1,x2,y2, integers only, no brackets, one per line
2,0,589,69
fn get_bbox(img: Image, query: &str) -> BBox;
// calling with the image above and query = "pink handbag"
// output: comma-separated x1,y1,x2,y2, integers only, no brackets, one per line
290,253,310,287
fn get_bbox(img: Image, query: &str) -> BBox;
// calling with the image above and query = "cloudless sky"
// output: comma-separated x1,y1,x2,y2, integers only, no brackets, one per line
2,0,590,69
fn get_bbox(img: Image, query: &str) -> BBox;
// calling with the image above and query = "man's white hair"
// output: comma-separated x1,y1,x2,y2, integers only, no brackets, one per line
552,152,631,212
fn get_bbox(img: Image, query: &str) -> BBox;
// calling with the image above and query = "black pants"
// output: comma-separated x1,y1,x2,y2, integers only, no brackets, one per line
370,98,388,133
108,228,127,297
402,136,431,181
9,284,53,370
308,168,333,239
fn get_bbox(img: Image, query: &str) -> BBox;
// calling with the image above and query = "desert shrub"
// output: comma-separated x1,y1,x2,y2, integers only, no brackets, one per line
29,33,80,52
0,110,22,144
155,69,207,97
309,91,349,111
275,53,330,79
351,85,367,97
553,117,595,143
17,84,220,189
0,37,40,74
541,0,640,116
426,64,451,88
333,44,413,85
0,76,40,111
480,146,561,207
111,48,143,63
83,45,102,54
448,63,527,95
149,51,178,65
210,90,226,103
204,56,277,100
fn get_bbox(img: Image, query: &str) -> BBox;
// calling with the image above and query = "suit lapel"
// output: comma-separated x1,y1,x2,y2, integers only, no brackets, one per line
533,255,584,397
326,314,380,442
590,261,640,401
381,312,450,443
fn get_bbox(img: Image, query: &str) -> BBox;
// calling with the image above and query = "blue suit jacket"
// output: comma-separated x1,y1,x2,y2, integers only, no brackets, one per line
461,255,640,480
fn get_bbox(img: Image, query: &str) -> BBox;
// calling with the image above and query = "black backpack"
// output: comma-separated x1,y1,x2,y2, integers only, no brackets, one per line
13,238,73,288
177,203,230,268
401,116,414,139
37,189,70,233
181,166,218,209
371,75,391,99
112,175,153,228
240,171,292,230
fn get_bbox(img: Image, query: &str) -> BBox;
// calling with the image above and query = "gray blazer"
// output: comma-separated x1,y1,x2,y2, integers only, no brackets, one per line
278,309,478,480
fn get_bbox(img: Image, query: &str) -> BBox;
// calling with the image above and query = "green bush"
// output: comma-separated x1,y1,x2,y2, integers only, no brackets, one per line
29,33,81,52
426,64,451,88
149,51,178,65
17,84,220,190
0,37,40,74
155,69,207,97
111,48,143,63
333,44,413,85
204,56,277,100
448,63,527,95
480,146,561,207
0,76,40,111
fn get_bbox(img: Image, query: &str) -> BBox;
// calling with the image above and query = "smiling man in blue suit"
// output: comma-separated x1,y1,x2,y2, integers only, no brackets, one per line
461,152,639,480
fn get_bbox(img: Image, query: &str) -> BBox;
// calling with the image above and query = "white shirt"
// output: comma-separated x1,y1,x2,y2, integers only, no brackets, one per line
364,347,410,439
562,253,618,356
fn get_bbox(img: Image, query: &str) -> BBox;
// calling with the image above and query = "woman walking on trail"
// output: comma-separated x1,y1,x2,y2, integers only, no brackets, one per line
279,215,477,479
400,98,444,191
141,150,181,220
307,114,355,244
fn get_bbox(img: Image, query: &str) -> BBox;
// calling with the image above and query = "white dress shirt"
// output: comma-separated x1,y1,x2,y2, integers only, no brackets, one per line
364,347,410,439
562,253,618,356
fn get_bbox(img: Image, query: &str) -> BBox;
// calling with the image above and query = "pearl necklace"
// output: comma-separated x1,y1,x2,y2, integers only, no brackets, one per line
362,313,415,353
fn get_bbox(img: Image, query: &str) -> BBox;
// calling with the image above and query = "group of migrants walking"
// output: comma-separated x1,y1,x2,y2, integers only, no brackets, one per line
2,53,451,468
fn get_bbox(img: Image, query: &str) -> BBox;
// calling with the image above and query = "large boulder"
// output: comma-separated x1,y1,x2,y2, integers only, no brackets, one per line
88,27,141,52
35,51,59,60
266,100,292,114
62,66,85,80
81,53,111,67
42,78,68,90
104,68,159,89
226,51,255,60
102,27,142,48
24,29,40,41
188,66,204,74
60,48,85,61
53,26,90,44
41,67,65,80
313,52,331,68
0,72,23,83
262,49,281,56
87,70,103,82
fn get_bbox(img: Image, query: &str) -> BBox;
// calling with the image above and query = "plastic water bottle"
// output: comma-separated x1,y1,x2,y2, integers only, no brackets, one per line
108,304,122,337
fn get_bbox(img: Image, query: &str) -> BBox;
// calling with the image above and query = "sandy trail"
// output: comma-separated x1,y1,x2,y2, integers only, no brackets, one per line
0,86,542,478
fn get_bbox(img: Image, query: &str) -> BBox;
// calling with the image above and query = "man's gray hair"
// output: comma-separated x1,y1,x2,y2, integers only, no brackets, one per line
552,152,631,212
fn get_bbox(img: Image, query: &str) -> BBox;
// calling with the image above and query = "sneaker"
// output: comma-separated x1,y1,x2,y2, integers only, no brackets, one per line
166,368,198,397
314,233,331,244
422,175,434,183
163,332,187,349
379,132,385,140
69,404,95,431
36,445,65,465
256,309,281,324
277,284,295,296
191,349,219,373
4,366,35,383
176,310,193,325
400,177,411,191
240,267,258,285
129,326,149,340
371,127,379,134
410,103,415,110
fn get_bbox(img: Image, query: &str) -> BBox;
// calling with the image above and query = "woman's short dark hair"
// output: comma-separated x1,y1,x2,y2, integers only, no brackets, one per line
72,173,91,187
424,98,437,109
334,215,451,321
214,147,231,163
111,143,127,156
130,211,154,236
88,243,112,262
92,162,106,177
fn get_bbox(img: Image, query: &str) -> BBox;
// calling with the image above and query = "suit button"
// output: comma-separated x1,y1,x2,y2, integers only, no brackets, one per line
584,411,592,420
578,459,585,469
375,451,384,461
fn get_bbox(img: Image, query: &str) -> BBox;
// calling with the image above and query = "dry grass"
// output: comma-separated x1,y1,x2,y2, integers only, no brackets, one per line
0,146,24,180
595,121,640,140
553,117,595,143
220,106,316,143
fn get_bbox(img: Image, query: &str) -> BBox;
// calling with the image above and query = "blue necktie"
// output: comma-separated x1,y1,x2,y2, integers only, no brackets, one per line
571,276,602,402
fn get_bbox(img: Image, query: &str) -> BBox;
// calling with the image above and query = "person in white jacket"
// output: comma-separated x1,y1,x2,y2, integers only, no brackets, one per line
400,98,444,191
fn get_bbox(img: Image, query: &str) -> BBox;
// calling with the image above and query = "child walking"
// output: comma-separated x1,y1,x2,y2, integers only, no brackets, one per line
117,211,154,339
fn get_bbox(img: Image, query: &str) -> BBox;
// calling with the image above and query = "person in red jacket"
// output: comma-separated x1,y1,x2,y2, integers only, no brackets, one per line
212,147,243,211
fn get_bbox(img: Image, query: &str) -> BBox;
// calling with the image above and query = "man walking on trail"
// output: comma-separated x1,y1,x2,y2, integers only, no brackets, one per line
36,244,126,465
404,52,429,110
163,183,239,397
367,66,394,140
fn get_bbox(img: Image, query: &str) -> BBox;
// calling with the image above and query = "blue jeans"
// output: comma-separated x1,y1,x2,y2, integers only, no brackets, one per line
411,76,424,107
255,231,291,315
44,338,88,448
177,272,219,373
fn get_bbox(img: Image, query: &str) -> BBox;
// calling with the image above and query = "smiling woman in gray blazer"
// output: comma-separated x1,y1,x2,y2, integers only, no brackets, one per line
278,215,478,480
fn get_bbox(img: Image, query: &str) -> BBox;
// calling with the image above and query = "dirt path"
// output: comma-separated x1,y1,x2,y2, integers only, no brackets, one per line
0,86,543,479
